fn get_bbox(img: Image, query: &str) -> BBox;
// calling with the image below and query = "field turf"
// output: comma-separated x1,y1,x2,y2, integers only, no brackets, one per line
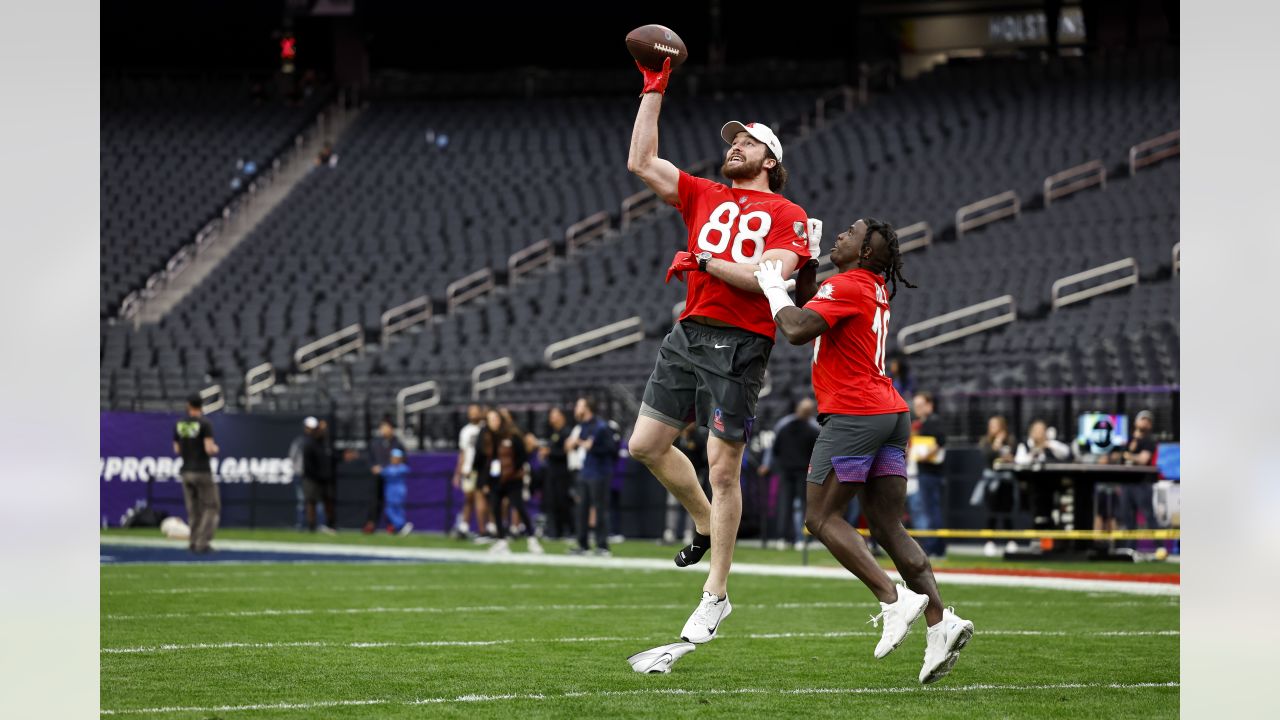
100,531,1179,718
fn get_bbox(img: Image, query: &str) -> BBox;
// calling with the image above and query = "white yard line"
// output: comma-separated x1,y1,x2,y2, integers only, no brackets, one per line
100,537,1180,596
100,681,1180,715
103,581,682,595
102,629,1179,655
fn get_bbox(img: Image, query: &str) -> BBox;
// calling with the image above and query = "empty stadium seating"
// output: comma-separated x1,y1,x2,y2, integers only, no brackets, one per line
100,75,327,317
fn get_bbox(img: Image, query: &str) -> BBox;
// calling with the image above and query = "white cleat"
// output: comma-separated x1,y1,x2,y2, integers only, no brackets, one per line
398,522,414,537
487,539,511,555
919,607,974,684
680,591,732,644
869,583,930,659
526,536,544,555
627,641,697,674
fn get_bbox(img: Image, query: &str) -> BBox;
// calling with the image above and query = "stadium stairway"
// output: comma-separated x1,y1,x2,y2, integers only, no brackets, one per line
135,101,364,324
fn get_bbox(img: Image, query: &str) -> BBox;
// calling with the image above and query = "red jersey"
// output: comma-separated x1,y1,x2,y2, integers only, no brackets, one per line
672,170,810,339
803,268,909,416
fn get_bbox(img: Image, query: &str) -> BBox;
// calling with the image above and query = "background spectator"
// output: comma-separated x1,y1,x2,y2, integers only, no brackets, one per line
173,393,220,554
539,407,575,540
474,408,539,555
975,415,1018,556
364,417,405,535
303,418,337,534
452,404,488,539
760,398,820,550
909,391,948,558
1016,418,1073,531
289,418,314,530
1119,409,1159,541
567,397,616,556
381,448,413,536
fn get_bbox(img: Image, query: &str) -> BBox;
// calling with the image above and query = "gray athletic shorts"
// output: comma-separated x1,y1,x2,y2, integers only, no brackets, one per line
640,320,773,442
807,412,912,485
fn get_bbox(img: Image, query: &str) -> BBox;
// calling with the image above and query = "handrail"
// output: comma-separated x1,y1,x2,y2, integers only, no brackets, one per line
244,363,276,408
1172,242,1180,275
566,211,611,255
294,323,365,372
1051,258,1139,310
396,380,441,431
199,384,225,414
509,239,554,283
897,295,1017,355
1044,160,1106,207
472,357,515,400
814,85,856,129
544,317,645,369
1129,130,1179,176
621,190,663,231
956,190,1020,239
896,221,932,253
446,268,495,311
381,295,432,339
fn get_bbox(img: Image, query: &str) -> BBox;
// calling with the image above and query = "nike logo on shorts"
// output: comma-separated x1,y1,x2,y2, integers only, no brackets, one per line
714,343,731,349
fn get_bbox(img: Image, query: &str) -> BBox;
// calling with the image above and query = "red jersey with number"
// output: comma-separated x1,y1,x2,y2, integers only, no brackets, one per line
803,268,909,416
671,170,810,339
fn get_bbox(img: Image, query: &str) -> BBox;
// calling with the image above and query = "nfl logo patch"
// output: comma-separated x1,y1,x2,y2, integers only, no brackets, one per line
738,196,748,205
713,408,725,432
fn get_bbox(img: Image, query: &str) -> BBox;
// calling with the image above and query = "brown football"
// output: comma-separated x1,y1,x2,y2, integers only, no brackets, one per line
626,24,688,71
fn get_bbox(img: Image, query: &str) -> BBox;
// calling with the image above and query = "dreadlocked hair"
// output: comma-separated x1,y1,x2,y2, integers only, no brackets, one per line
863,217,917,300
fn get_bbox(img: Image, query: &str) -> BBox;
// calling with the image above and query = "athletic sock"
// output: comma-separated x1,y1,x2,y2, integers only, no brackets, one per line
675,531,712,568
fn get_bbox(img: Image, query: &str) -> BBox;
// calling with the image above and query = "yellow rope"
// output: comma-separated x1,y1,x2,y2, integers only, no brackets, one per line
847,528,1180,540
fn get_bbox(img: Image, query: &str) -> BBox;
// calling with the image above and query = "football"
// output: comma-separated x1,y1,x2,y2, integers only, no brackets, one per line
625,24,688,71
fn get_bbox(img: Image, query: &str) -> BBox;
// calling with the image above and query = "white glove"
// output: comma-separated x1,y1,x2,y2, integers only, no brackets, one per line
806,218,823,259
754,259,795,318
753,259,788,292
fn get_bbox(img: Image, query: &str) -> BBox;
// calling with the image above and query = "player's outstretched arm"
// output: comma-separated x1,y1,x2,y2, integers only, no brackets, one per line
705,249,800,293
627,60,679,204
754,259,829,345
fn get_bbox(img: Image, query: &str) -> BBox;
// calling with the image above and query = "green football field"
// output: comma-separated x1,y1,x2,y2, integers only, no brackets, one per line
100,532,1179,718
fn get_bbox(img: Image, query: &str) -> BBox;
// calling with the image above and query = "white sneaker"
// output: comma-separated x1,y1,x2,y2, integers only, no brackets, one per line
869,583,930,659
680,591,732,644
627,641,697,674
793,540,805,552
527,536,544,555
982,541,999,557
398,522,414,536
1005,540,1019,555
919,607,974,684
319,525,337,536
488,539,511,555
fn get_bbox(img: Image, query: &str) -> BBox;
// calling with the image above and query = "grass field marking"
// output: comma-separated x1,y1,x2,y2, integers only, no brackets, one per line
102,581,684,595
100,681,1181,715
101,537,1180,596
100,629,1178,655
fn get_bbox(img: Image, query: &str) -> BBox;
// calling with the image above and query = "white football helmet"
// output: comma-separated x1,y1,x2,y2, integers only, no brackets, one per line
626,642,697,674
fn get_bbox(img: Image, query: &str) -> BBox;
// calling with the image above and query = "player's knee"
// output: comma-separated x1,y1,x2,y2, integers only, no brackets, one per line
628,439,663,466
804,509,828,538
707,467,737,493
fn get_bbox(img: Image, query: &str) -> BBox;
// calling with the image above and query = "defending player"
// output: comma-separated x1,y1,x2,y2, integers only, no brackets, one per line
625,58,820,643
754,219,975,684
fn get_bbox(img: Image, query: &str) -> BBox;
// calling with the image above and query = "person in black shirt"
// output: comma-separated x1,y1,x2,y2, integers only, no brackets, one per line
363,418,406,534
1120,409,1159,533
303,420,337,533
173,393,220,553
760,398,821,549
909,392,948,558
539,407,575,540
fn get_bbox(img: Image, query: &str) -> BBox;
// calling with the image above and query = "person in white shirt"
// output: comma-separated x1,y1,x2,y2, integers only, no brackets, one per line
1014,419,1072,465
451,404,488,538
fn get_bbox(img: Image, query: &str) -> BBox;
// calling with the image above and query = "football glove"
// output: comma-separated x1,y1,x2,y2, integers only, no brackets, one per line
665,250,700,284
637,58,672,96
806,217,823,259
